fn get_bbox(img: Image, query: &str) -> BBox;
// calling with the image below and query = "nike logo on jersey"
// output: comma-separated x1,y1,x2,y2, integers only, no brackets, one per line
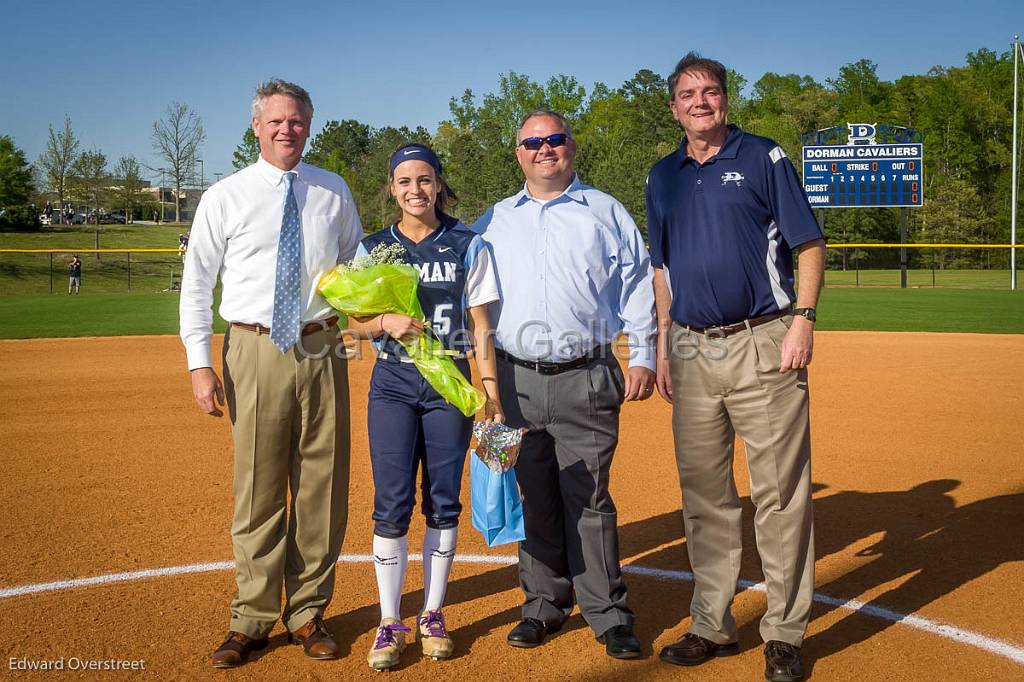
438,246,453,253
416,261,457,283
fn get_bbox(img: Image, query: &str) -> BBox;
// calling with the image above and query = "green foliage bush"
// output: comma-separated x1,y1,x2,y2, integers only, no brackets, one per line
0,205,42,232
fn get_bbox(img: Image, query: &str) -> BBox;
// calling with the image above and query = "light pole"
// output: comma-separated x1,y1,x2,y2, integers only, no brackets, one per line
195,158,206,222
1012,35,1020,291
214,172,223,184
158,168,167,223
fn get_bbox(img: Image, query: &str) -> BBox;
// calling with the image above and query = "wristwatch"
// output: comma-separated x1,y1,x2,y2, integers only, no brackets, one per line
793,307,817,322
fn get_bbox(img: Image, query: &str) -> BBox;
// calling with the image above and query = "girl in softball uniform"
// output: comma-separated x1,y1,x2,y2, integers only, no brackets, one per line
347,144,503,671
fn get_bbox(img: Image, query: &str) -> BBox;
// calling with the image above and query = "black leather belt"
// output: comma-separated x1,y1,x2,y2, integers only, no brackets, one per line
231,316,339,337
680,310,788,338
496,346,608,376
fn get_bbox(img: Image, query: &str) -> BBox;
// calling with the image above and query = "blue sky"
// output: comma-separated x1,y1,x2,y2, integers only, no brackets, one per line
2,0,1021,184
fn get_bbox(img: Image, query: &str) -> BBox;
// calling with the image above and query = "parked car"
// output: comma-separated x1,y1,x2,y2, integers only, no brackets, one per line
101,212,126,224
71,213,86,225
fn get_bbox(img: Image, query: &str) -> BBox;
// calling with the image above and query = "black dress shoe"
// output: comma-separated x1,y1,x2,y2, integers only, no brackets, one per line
764,640,803,682
507,618,560,648
659,632,739,666
597,624,641,659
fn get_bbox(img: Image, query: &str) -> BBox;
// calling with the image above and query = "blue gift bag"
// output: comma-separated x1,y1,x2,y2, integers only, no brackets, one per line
470,455,526,547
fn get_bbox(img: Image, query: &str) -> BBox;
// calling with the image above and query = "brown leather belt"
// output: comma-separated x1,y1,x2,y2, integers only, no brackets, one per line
496,345,609,376
231,316,339,337
681,310,788,338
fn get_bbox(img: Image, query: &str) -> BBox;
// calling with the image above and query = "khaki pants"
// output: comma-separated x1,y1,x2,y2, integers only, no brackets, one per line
222,325,350,637
669,316,814,646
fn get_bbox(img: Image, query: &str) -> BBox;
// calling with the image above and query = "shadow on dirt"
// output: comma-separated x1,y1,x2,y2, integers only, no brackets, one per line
314,480,1021,675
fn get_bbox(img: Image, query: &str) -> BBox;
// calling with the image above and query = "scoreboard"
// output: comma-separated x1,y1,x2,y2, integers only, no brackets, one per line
801,143,923,208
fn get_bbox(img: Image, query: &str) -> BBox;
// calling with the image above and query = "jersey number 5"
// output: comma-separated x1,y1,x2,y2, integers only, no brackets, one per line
432,303,453,336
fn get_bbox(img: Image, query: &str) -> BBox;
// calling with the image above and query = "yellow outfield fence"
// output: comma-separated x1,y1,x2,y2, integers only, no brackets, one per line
828,243,1015,249
822,243,1019,289
0,244,1020,293
0,248,180,253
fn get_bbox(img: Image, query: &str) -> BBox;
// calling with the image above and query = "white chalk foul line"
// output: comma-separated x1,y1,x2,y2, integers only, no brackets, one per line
619,564,1024,666
0,555,513,600
1,554,1021,666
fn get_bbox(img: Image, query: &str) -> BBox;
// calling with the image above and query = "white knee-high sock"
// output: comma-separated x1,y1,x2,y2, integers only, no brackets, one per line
373,534,408,620
422,527,457,612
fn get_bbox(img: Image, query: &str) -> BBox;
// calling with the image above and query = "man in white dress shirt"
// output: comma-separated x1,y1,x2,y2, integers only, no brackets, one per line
473,110,657,660
180,79,362,669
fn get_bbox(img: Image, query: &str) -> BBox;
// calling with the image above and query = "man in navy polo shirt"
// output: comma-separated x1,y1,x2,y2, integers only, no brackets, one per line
647,53,825,682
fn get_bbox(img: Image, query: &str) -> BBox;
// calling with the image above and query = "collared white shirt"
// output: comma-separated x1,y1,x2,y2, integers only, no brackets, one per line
472,175,656,370
180,156,363,369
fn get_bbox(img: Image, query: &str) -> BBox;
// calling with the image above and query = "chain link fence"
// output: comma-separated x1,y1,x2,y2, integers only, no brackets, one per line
0,249,184,295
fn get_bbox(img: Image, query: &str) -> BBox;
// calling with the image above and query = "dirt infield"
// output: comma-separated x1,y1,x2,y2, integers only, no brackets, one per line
1,332,1022,680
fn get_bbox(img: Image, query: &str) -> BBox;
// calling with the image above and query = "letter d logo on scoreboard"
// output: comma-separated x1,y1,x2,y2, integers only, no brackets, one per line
847,123,877,145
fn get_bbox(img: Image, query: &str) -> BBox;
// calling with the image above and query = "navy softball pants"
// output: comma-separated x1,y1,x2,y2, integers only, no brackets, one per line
367,357,473,539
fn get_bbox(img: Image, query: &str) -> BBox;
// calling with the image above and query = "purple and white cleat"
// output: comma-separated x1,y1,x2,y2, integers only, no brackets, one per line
367,618,411,671
417,609,454,660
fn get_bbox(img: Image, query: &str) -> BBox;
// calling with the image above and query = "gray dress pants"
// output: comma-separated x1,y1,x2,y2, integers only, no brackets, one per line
497,353,633,636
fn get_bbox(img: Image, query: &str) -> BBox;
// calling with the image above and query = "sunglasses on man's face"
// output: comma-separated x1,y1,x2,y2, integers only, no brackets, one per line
517,133,570,151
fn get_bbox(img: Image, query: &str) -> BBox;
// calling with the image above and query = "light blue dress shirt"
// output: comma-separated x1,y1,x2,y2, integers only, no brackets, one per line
472,175,656,371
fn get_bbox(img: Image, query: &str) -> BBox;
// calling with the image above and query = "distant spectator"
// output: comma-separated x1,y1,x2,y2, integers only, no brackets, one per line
178,232,189,262
68,255,82,294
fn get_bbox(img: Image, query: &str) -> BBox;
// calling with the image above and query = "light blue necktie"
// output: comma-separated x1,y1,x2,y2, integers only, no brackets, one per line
270,172,301,353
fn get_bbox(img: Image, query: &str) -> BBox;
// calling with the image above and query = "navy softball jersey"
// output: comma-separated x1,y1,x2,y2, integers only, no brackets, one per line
357,216,499,538
357,216,498,356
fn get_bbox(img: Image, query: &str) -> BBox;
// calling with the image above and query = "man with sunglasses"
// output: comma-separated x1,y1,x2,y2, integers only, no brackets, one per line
647,53,824,682
473,110,656,660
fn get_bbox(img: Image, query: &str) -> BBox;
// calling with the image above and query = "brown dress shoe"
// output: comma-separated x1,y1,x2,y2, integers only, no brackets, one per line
659,632,739,666
289,615,339,660
211,631,269,669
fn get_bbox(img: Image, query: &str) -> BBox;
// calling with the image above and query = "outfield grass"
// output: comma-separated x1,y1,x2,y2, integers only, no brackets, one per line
815,289,1024,334
0,292,226,339
823,268,1014,289
0,288,1020,339
0,222,190,249
2,225,1021,337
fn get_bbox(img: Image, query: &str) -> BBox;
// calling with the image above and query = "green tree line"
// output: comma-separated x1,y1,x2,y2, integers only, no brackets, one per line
285,48,1020,268
5,47,1020,253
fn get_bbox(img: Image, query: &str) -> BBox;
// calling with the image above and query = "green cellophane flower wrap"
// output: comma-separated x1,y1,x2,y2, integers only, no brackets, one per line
318,245,486,418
